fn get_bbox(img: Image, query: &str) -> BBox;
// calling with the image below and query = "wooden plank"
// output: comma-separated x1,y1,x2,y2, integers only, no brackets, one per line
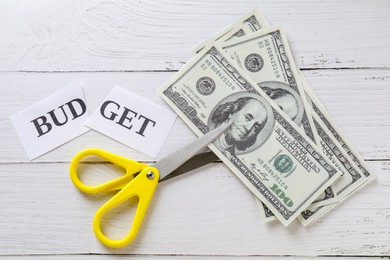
0,160,387,256
1,1,389,259
1,69,389,163
3,256,386,260
0,0,389,71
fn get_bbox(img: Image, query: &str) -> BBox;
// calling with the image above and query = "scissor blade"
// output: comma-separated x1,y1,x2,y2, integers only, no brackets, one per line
159,151,219,182
154,123,231,181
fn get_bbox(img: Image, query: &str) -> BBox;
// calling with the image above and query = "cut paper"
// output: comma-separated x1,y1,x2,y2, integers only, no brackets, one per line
10,81,90,160
85,86,177,158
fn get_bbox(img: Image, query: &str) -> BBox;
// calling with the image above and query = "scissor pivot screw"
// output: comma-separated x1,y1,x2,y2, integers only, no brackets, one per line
146,171,155,180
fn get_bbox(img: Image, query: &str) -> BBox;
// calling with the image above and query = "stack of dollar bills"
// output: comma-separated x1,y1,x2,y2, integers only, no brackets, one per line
158,8,375,226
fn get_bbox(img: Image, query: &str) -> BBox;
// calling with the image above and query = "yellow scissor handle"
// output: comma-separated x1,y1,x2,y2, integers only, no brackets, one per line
70,148,160,247
70,148,149,194
93,166,159,248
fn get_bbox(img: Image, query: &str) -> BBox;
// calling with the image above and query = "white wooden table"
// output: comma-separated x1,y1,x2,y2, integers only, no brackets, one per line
1,0,389,259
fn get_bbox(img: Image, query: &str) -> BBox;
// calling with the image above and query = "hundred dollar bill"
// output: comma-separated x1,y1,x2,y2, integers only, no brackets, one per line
220,26,318,143
158,44,340,226
205,9,374,225
227,11,341,210
192,8,270,54
297,75,375,225
298,116,365,226
299,177,371,226
216,12,270,44
218,27,342,218
257,72,376,224
301,75,375,183
262,105,368,223
312,111,366,200
258,109,364,223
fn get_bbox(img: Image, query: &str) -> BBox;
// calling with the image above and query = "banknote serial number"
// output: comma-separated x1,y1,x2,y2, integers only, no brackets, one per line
259,156,294,208
200,58,236,91
257,39,281,79
257,158,288,190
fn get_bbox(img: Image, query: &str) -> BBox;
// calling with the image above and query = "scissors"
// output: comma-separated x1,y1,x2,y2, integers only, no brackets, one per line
69,123,230,248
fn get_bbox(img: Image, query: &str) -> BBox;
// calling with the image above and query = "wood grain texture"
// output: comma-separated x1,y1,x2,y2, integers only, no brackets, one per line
0,162,390,256
4,257,386,260
1,70,389,162
0,0,389,71
0,161,388,256
0,0,389,258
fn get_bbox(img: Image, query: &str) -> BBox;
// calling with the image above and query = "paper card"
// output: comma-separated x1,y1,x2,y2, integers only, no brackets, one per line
10,81,90,160
85,86,177,158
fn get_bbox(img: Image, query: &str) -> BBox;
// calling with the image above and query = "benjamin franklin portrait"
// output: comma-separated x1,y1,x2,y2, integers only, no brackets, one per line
258,81,304,126
209,92,274,155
